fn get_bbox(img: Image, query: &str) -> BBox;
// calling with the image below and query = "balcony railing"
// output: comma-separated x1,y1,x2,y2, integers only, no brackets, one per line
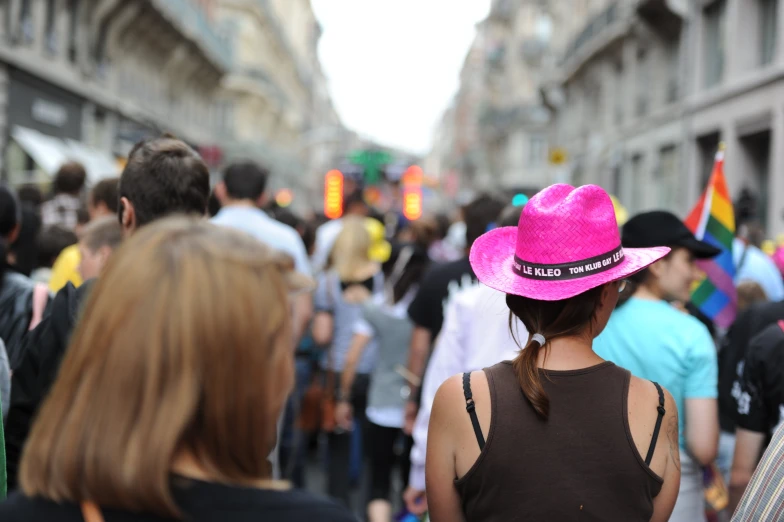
157,0,233,71
562,2,619,65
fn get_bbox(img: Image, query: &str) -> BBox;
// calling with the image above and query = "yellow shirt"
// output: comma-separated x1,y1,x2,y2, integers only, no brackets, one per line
48,244,82,292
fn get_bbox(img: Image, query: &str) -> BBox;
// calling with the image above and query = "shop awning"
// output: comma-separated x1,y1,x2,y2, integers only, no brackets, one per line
64,140,121,183
11,126,121,184
11,126,69,176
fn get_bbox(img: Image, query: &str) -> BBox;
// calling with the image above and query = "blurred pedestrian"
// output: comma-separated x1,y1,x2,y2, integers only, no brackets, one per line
404,205,524,516
48,177,119,293
731,422,784,521
4,136,211,491
312,192,370,273
40,162,86,230
426,185,679,521
402,195,504,443
734,217,784,302
427,213,462,262
312,216,388,508
594,210,721,522
7,204,41,278
212,162,312,345
31,226,78,285
728,319,784,511
0,186,51,368
335,234,430,522
0,217,355,522
76,217,122,281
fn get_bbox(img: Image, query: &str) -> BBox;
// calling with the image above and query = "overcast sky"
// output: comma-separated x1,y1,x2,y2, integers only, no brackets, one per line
310,0,491,155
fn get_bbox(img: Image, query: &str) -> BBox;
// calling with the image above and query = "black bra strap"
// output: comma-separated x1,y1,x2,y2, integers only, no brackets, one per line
645,382,666,465
462,372,486,450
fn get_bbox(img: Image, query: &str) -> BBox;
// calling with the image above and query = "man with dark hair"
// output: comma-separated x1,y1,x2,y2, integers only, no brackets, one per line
118,138,209,233
4,136,211,490
87,177,120,219
41,162,87,230
212,161,311,340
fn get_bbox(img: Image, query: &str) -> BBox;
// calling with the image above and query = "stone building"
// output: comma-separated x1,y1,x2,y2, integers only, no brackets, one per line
546,0,784,235
0,0,231,186
426,0,563,196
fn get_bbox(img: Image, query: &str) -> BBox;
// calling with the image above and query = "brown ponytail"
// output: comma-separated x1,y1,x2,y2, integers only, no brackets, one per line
507,286,606,420
512,330,549,418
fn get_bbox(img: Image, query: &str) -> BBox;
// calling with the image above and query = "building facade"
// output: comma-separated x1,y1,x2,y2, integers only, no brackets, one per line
426,0,565,197
0,0,231,186
547,0,784,236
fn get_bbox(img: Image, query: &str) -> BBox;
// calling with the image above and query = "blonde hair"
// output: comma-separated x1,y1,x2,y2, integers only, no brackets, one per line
20,217,310,518
329,216,371,281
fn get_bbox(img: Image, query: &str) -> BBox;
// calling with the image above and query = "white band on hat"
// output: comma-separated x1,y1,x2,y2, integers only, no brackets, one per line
531,333,546,346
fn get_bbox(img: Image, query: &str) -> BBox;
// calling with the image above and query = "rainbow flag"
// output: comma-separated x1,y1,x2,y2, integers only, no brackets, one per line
684,148,736,328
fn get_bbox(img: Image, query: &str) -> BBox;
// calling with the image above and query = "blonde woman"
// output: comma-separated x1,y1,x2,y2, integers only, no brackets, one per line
313,216,387,507
0,218,355,522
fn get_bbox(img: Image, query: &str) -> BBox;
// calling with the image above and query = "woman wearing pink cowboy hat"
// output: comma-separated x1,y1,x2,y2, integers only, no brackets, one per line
424,184,681,521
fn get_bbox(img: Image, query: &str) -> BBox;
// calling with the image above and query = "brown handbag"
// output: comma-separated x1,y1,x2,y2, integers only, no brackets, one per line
297,273,338,434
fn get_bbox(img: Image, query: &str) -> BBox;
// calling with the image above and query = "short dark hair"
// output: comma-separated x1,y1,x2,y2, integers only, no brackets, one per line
118,137,210,228
91,178,119,213
53,162,87,195
36,225,78,268
464,194,505,247
222,162,269,201
77,207,90,226
18,184,43,208
343,191,368,215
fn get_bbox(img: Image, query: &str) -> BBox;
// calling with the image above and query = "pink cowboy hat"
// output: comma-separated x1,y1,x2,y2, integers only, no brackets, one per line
469,184,670,301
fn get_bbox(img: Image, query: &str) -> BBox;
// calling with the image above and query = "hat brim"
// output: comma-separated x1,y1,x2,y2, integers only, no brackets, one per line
469,227,671,301
675,237,722,259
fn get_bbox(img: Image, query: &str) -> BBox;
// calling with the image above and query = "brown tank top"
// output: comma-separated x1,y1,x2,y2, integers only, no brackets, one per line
454,361,663,522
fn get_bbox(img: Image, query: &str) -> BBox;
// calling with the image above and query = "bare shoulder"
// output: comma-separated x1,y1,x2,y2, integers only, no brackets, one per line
627,376,680,473
432,371,489,422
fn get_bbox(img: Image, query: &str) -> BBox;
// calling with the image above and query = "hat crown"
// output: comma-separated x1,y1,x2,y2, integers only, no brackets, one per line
516,184,621,264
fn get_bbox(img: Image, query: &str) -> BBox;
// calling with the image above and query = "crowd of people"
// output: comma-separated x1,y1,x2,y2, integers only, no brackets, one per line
1,135,784,521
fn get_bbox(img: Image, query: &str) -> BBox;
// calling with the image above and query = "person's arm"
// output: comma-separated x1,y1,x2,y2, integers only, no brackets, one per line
292,292,313,347
335,330,372,431
0,339,9,418
684,398,719,465
729,428,767,511
732,424,784,521
405,326,432,401
425,375,467,522
311,275,333,347
651,389,681,522
683,325,720,466
405,294,468,514
729,333,778,511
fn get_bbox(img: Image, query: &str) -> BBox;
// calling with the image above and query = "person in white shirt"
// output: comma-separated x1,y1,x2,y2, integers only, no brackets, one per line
402,282,523,515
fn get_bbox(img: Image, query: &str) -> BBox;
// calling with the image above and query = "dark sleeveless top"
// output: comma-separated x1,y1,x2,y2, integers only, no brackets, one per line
454,361,664,522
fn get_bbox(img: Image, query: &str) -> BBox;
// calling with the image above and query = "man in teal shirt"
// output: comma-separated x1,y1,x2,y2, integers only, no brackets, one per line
594,211,720,522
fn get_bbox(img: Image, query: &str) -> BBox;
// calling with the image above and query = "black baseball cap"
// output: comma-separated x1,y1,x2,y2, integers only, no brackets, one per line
621,210,721,259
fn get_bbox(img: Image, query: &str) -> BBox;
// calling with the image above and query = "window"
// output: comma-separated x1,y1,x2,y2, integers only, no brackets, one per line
760,0,778,66
614,57,624,125
45,0,56,55
20,0,33,44
665,40,680,103
631,154,645,211
635,48,649,117
528,135,547,166
703,0,726,88
68,0,80,63
657,145,679,211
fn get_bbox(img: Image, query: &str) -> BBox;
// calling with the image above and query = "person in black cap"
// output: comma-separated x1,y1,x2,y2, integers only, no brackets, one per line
594,210,721,522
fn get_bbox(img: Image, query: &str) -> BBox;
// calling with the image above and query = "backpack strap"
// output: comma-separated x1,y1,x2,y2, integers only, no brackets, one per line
645,382,666,465
28,283,49,331
463,372,485,451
